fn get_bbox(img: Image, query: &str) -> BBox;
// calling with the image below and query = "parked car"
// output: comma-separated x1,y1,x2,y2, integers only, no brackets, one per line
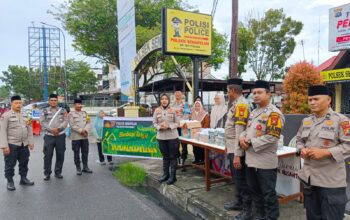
23,102,70,115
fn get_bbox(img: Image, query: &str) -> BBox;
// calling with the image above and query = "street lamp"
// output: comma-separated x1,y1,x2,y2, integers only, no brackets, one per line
40,22,68,103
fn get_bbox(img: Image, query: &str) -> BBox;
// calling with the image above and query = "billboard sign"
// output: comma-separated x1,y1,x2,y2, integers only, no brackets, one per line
162,8,212,57
329,3,350,51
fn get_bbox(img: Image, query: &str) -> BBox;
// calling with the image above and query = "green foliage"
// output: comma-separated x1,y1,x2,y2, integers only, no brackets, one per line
1,66,41,100
66,59,98,97
113,163,147,186
1,59,97,100
0,86,10,100
49,0,228,85
237,24,255,76
246,9,303,80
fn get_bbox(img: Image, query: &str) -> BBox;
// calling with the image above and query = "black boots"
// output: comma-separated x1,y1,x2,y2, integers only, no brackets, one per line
252,209,265,220
7,179,15,191
232,206,252,220
20,176,34,186
76,166,82,175
224,200,243,211
181,158,186,172
82,165,93,174
158,159,170,183
166,159,177,185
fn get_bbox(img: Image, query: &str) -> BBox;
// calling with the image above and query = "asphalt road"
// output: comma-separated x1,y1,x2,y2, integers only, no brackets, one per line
0,134,174,220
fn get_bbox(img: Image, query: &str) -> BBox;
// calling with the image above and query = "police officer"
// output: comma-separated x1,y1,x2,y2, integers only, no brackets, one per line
239,80,284,220
40,94,68,180
224,78,252,220
171,90,188,169
296,85,350,220
68,99,92,175
153,94,180,185
0,95,35,191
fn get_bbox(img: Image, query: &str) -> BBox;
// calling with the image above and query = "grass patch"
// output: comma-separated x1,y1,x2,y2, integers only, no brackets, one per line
113,163,147,187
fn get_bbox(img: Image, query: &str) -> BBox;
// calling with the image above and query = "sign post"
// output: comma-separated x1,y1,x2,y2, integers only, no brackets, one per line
162,8,212,102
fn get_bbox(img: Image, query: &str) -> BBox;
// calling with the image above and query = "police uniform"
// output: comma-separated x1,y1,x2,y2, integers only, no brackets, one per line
68,100,92,174
296,85,350,220
224,78,252,217
240,81,284,220
171,100,188,163
40,102,68,179
0,95,34,190
153,96,180,185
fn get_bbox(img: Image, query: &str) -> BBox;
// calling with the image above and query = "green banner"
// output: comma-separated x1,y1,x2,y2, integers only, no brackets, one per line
102,117,162,159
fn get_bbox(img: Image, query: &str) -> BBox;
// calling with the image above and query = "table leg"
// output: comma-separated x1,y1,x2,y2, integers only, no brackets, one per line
205,148,210,191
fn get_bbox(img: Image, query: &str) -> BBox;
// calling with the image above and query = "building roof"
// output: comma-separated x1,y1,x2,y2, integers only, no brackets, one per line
138,77,281,93
317,50,349,72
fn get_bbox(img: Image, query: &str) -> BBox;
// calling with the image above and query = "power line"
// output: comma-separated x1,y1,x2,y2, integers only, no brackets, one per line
211,0,218,19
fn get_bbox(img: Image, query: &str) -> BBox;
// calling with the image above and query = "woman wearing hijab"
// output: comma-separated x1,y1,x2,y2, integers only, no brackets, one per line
209,93,228,174
191,100,210,163
93,110,112,165
153,94,180,185
210,93,227,129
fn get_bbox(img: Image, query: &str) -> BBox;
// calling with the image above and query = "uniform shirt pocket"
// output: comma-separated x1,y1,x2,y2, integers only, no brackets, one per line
301,128,311,139
318,131,335,140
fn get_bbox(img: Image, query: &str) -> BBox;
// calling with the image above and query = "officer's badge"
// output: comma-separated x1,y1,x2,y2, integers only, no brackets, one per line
234,103,248,125
261,114,268,120
256,124,263,137
325,120,333,126
266,112,282,138
341,121,350,136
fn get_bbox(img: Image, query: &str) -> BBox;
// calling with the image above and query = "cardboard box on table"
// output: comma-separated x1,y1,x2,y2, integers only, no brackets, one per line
180,120,202,139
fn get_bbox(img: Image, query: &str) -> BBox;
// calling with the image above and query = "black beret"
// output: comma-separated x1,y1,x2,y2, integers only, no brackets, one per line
254,80,270,90
11,95,21,102
308,85,330,96
227,78,243,86
49,94,58,99
74,99,82,104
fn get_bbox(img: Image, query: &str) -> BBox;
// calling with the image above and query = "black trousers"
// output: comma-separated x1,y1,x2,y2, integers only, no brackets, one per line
246,167,279,220
193,146,204,162
43,134,66,176
97,142,112,163
177,128,188,159
158,139,179,160
303,184,347,220
72,139,89,168
4,144,30,180
228,154,252,206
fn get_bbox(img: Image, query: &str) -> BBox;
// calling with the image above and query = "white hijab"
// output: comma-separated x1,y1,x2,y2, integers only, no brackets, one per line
210,93,227,128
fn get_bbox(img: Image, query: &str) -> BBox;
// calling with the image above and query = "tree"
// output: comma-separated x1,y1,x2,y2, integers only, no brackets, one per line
0,86,10,100
49,0,228,85
282,61,323,114
237,24,254,77
66,59,98,97
1,66,41,100
246,9,303,81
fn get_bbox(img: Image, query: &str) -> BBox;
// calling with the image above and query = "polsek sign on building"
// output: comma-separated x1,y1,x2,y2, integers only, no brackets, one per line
329,3,350,52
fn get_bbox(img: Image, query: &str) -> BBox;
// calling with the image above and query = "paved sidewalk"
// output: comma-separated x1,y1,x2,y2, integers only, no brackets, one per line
131,159,350,220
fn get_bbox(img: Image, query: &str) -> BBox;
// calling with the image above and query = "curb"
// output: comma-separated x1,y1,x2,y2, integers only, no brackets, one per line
145,172,234,220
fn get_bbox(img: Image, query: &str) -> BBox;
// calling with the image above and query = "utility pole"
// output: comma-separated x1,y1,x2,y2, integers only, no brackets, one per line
230,0,238,78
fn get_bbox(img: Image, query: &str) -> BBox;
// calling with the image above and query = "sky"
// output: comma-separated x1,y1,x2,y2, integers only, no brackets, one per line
0,0,349,83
